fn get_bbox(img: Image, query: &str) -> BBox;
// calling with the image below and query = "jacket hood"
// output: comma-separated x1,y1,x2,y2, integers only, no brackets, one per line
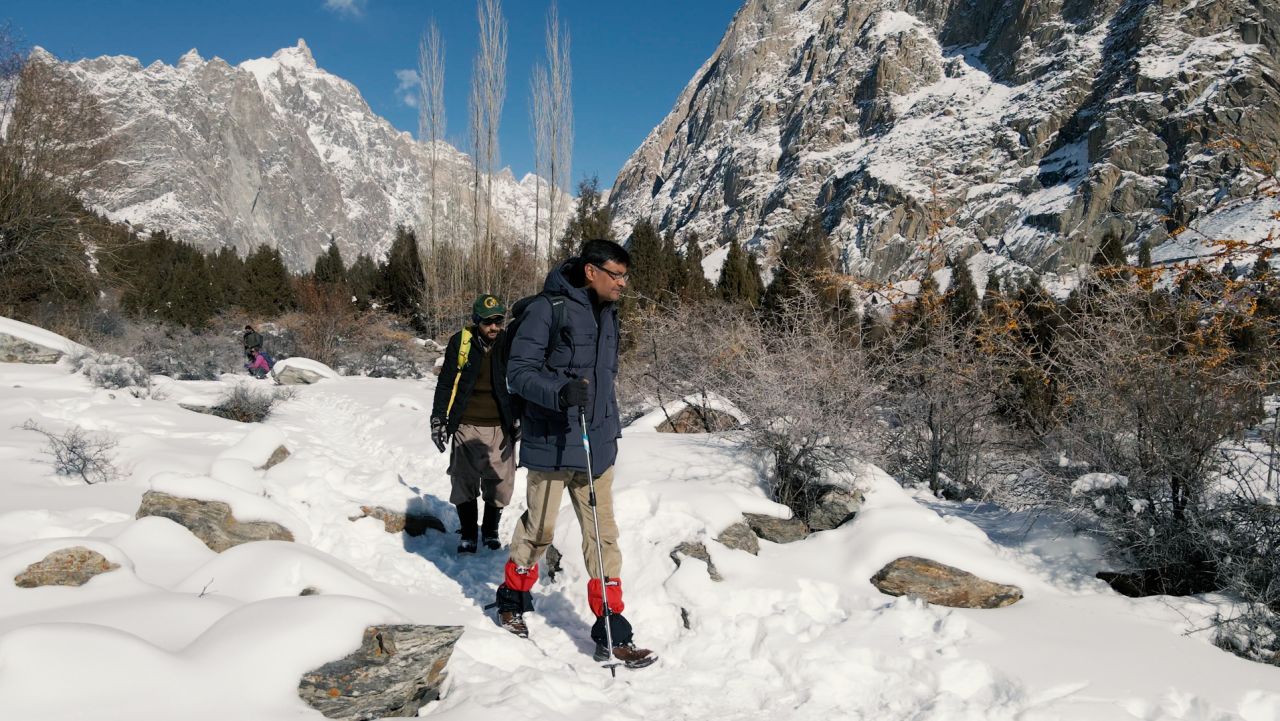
544,258,614,309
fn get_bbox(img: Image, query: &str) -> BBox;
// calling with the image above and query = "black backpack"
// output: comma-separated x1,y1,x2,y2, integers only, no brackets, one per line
501,291,569,419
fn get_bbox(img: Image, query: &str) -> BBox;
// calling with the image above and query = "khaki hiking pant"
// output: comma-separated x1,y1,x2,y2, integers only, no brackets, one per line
509,466,622,580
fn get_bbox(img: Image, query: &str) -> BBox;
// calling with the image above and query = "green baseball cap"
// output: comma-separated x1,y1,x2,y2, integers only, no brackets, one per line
472,294,506,320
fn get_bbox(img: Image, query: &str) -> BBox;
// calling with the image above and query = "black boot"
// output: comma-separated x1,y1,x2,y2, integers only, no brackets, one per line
456,500,478,554
481,503,503,550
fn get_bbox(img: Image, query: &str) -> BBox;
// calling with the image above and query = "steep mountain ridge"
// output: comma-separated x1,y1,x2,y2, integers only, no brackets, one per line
610,0,1279,281
36,40,569,271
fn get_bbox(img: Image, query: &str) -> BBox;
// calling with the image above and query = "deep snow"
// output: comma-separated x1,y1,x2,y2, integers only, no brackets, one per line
0,327,1278,720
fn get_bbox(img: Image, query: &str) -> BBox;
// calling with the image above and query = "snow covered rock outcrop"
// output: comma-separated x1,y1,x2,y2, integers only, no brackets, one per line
13,547,120,588
871,556,1024,608
136,491,295,552
610,0,1280,280
0,317,86,363
297,624,463,720
30,41,572,271
274,357,338,385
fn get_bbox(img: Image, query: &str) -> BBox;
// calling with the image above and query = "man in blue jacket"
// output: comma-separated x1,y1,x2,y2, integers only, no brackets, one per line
494,239,654,668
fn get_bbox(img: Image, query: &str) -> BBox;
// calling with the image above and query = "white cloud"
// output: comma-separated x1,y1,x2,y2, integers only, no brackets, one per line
324,0,367,18
395,69,420,108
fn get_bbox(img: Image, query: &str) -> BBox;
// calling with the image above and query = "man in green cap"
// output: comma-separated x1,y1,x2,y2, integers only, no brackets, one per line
430,294,518,554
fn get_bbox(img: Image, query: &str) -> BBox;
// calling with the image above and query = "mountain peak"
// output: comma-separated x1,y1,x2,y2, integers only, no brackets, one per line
178,48,204,70
273,39,315,69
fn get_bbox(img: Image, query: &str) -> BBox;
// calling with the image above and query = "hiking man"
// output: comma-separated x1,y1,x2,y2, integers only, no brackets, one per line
430,294,518,555
494,239,655,668
242,325,263,362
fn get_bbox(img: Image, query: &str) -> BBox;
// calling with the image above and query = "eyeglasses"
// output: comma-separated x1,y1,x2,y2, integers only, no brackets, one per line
479,316,504,326
590,262,629,282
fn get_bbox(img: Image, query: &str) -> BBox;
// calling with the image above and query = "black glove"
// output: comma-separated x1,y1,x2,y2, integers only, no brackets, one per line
558,378,589,409
430,417,448,453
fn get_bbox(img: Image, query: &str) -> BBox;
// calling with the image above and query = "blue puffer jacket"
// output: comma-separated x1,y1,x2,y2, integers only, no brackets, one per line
506,259,621,474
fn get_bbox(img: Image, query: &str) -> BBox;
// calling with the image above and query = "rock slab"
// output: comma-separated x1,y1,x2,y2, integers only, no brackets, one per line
670,541,723,582
715,520,760,556
136,490,294,552
743,512,810,544
348,506,445,536
14,547,120,588
871,556,1023,609
298,624,464,720
0,333,63,363
806,485,863,531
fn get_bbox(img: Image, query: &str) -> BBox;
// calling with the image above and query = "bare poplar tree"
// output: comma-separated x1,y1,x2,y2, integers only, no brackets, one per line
544,2,572,264
418,19,445,258
469,0,506,291
530,63,550,274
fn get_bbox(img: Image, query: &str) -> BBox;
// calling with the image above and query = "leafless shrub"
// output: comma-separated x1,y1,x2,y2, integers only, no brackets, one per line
70,350,152,396
877,309,1037,502
624,289,883,519
211,385,284,423
19,419,118,484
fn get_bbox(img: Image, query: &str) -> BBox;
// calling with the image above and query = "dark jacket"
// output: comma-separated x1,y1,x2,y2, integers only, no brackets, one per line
431,329,517,438
243,330,263,351
507,259,621,474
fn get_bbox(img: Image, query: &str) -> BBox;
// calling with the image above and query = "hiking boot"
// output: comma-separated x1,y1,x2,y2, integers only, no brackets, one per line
499,610,528,638
457,538,477,554
481,503,503,550
593,641,656,669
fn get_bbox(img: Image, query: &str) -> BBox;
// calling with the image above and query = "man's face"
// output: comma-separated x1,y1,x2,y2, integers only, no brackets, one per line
585,259,629,303
477,315,503,341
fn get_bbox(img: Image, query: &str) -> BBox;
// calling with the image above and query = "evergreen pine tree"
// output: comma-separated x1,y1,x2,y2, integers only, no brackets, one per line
625,219,666,306
762,215,834,321
382,226,426,318
946,257,980,323
1251,254,1271,280
1138,238,1152,268
347,253,380,310
244,245,297,316
983,271,1001,313
209,246,246,312
314,239,347,285
555,176,614,262
745,251,765,307
680,232,713,302
1092,232,1126,267
717,237,751,305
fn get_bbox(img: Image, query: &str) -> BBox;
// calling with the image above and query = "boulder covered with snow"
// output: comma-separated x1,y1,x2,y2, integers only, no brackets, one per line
273,357,338,385
0,317,87,363
870,556,1023,609
743,512,810,544
715,520,760,556
297,624,464,719
670,541,723,582
13,547,120,588
348,506,446,536
805,485,864,531
136,491,295,552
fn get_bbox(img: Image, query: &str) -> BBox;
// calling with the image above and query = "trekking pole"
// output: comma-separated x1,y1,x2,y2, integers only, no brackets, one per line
579,406,619,678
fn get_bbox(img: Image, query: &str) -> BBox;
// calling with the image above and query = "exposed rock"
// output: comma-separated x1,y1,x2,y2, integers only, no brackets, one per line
14,547,119,588
275,365,327,385
260,445,290,470
806,485,863,531
348,506,445,537
179,403,217,416
743,512,810,544
300,586,321,596
0,333,63,363
656,406,741,433
136,490,294,552
545,545,563,581
870,556,1023,608
715,521,760,556
298,624,463,720
670,541,723,582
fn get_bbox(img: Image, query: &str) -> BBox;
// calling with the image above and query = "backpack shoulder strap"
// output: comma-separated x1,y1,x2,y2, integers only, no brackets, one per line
543,293,567,360
448,328,472,415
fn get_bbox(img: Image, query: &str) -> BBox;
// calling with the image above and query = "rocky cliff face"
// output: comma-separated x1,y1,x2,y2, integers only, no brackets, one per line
34,41,569,271
609,0,1279,281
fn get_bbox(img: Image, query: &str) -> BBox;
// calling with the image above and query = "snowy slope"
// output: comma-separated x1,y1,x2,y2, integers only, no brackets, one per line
33,41,573,271
1,328,1278,719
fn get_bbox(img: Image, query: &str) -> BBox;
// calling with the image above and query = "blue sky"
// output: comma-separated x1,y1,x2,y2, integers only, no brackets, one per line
4,0,742,190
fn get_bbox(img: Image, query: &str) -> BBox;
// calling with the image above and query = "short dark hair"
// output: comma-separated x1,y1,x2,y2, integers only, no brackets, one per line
580,239,630,268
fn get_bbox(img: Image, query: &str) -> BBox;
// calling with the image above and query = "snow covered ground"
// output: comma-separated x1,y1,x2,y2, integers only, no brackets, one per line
1,325,1278,720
